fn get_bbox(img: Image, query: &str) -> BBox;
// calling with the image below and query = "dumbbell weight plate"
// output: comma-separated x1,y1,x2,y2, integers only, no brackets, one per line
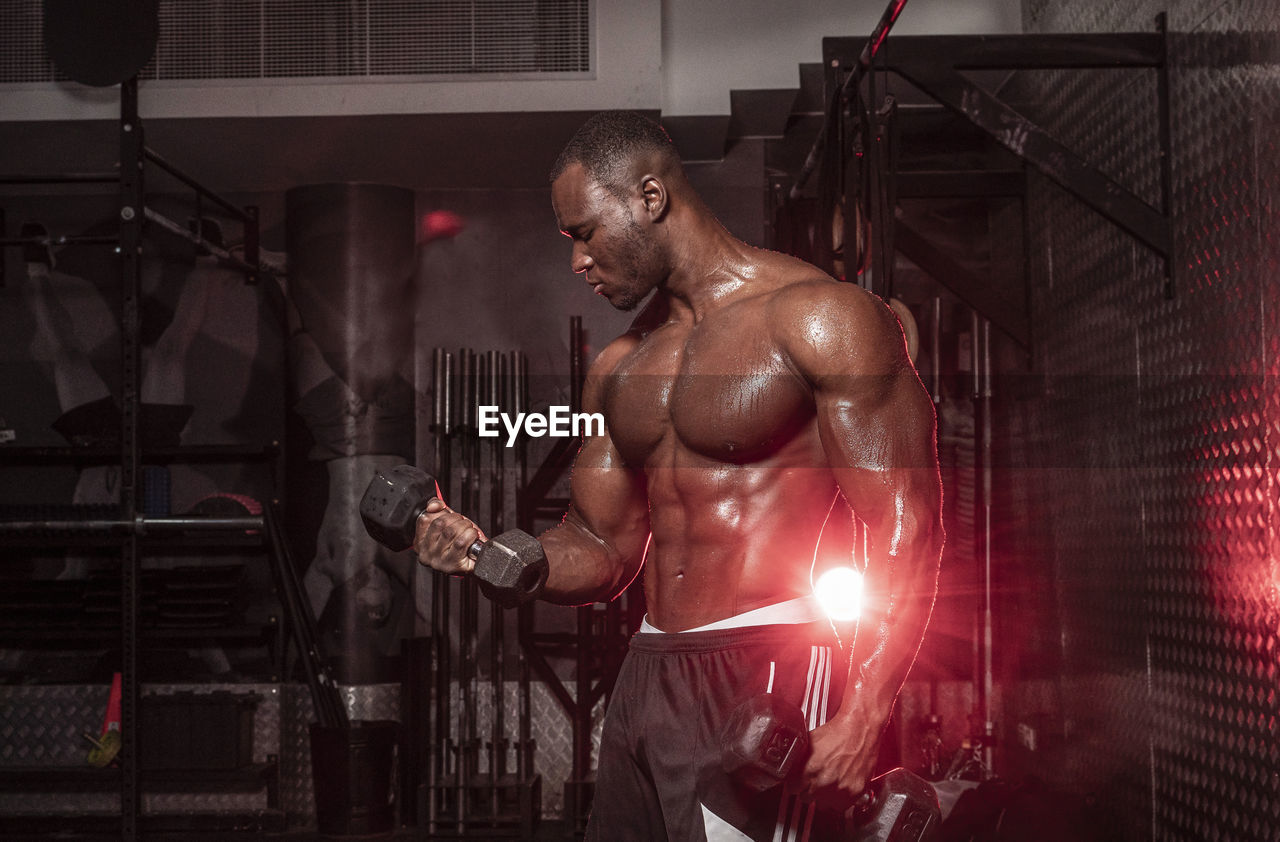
720,693,811,791
847,768,941,842
360,465,438,551
476,529,550,608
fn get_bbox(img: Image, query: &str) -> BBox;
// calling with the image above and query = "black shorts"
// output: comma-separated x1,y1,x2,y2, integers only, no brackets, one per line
586,621,849,842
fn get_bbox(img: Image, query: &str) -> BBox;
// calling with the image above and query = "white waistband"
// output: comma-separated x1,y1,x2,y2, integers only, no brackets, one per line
639,594,825,634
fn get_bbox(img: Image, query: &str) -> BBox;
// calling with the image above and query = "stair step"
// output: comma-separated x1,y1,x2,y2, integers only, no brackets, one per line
728,88,801,139
661,115,731,163
794,62,828,114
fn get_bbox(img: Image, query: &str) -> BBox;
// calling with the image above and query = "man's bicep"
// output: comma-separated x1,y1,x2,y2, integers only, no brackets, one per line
816,366,941,538
785,283,939,519
563,419,651,564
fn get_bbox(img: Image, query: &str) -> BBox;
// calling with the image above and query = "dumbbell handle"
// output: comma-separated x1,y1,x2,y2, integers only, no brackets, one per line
410,495,484,557
398,489,487,560
410,504,494,567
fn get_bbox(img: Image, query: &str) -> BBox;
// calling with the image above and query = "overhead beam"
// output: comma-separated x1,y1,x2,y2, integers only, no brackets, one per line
891,62,1170,259
823,25,1175,295
825,33,1163,71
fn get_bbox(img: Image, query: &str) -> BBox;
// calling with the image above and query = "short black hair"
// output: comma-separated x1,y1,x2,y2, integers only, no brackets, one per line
550,111,680,200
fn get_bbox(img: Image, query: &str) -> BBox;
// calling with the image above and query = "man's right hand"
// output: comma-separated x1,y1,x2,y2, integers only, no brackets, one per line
413,498,486,577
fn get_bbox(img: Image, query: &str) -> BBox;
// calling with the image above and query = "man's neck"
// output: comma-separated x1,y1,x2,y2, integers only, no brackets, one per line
661,211,756,323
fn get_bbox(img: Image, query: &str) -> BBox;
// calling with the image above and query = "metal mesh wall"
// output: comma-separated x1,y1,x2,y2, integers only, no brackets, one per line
1002,2,1280,839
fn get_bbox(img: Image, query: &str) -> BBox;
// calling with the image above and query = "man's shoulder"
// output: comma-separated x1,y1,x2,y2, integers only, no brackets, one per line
594,332,641,373
761,270,907,377
591,298,665,377
763,267,888,329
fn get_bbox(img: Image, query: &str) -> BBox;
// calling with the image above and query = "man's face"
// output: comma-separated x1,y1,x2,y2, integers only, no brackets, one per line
552,163,661,312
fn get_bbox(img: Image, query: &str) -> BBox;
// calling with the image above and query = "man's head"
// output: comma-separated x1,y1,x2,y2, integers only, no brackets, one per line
550,111,682,311
550,111,681,201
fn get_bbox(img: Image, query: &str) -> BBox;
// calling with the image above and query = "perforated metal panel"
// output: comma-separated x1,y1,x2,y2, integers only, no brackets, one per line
0,1,49,83
1002,2,1280,840
1,0,591,85
0,683,279,817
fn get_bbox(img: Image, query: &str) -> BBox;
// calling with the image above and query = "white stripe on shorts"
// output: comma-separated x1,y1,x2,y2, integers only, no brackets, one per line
771,644,832,842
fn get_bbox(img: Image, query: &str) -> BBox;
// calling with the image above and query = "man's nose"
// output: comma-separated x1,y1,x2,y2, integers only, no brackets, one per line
571,244,593,274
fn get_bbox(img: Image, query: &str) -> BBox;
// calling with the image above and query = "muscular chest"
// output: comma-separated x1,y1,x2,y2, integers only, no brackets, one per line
604,316,813,465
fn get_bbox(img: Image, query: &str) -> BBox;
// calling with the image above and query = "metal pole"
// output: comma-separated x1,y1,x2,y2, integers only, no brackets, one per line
428,349,446,828
573,601,592,812
481,350,500,819
263,504,346,729
0,515,263,535
430,349,455,831
867,95,899,300
1155,11,1175,298
141,207,268,281
511,350,534,783
792,0,913,198
457,347,478,832
567,315,592,827
972,314,994,774
487,351,509,809
0,234,119,247
142,146,253,221
0,172,118,184
118,76,144,842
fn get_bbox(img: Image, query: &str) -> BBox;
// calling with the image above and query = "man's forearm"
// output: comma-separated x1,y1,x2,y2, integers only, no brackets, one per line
833,520,942,730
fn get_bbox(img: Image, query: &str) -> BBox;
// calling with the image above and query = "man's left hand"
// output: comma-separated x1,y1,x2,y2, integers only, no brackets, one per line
793,718,879,810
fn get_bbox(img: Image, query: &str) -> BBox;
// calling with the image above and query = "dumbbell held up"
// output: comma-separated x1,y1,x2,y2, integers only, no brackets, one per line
359,464,548,608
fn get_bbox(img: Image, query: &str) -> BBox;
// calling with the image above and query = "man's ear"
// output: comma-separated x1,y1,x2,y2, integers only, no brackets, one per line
640,175,668,221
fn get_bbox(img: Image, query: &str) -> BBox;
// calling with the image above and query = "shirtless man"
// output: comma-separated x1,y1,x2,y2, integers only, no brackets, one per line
413,111,943,841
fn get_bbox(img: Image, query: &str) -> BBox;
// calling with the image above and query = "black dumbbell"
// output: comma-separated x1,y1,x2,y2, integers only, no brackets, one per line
359,464,548,608
721,693,811,791
720,694,941,841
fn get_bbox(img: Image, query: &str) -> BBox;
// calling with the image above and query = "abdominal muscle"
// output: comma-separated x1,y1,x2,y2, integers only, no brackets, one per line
637,445,845,632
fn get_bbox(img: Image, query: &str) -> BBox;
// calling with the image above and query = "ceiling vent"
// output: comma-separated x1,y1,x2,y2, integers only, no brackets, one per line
2,0,592,84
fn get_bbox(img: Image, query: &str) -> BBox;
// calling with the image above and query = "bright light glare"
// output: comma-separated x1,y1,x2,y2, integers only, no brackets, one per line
814,567,863,622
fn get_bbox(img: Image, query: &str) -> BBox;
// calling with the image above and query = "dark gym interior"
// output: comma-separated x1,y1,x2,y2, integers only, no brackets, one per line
1,1,1278,840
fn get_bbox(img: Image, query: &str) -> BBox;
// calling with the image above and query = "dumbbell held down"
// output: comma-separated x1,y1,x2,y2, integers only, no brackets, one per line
720,694,941,841
359,464,549,608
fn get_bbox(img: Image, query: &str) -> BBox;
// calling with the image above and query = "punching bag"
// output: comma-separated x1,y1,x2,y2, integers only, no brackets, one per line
44,0,158,86
286,183,418,682
286,183,417,426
